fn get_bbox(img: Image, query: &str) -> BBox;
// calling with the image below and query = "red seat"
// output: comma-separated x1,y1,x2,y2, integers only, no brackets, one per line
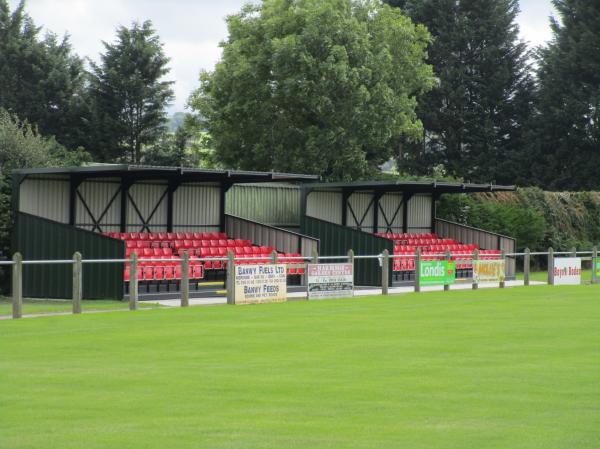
143,267,154,281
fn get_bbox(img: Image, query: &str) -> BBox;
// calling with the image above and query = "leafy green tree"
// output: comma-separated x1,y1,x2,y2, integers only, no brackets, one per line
190,0,435,180
529,0,600,190
87,21,174,163
386,0,535,184
0,0,87,150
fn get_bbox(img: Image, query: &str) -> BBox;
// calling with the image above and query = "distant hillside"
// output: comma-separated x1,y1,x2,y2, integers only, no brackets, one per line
167,112,186,132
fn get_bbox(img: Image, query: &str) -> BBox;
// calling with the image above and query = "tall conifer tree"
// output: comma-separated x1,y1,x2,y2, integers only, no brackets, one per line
530,0,600,190
385,0,534,184
87,21,174,163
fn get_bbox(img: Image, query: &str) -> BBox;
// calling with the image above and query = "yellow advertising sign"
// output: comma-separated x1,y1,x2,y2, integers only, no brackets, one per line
473,260,505,283
234,264,287,304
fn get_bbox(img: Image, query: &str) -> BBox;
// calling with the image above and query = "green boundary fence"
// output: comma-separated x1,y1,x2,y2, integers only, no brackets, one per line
301,215,393,286
13,212,124,299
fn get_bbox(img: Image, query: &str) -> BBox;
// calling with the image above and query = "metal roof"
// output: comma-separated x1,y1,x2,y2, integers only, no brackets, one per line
303,180,515,194
13,164,320,183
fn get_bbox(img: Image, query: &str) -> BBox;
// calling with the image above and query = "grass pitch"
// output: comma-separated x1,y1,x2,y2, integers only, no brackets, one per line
1,285,599,449
0,297,159,316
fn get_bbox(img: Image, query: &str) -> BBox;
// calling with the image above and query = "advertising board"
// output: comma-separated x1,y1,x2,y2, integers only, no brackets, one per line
419,260,456,287
307,263,353,299
553,257,581,285
234,264,287,304
473,260,505,283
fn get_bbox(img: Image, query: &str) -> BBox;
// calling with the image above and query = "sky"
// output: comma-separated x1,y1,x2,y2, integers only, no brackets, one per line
9,0,557,113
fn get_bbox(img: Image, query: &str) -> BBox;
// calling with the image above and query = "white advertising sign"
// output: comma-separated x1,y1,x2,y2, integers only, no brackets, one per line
553,257,582,285
234,264,287,304
307,263,354,299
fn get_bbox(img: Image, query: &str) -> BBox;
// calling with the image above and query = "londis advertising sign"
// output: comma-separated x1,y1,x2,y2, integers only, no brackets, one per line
419,261,456,287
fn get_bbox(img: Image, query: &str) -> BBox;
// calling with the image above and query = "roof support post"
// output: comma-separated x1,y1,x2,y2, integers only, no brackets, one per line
166,178,181,233
220,182,233,232
341,189,351,227
373,192,383,234
68,175,82,226
11,174,24,256
431,193,439,233
120,177,133,233
402,192,413,234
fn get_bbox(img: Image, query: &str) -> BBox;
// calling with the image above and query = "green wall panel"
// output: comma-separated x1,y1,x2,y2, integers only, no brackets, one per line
301,215,393,286
15,212,124,299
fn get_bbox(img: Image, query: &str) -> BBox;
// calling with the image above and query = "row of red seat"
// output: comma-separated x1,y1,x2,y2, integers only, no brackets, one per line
392,249,503,271
376,232,438,240
394,243,479,253
124,239,253,249
106,232,227,241
124,264,205,282
124,252,306,277
125,245,276,260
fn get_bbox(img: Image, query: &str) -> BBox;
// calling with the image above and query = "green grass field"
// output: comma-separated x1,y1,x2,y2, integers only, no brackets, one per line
0,297,160,316
516,269,593,283
2,285,599,448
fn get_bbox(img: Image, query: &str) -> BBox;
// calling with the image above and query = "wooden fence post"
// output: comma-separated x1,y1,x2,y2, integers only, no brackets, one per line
129,252,138,310
381,249,389,295
472,248,479,290
499,250,506,289
226,250,235,305
72,252,82,314
414,248,421,293
12,252,23,319
444,249,451,291
181,251,189,307
311,248,318,264
347,249,355,288
592,247,598,285
547,247,554,286
524,248,530,286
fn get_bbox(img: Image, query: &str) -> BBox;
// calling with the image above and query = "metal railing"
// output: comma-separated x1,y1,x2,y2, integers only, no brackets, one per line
3,246,598,319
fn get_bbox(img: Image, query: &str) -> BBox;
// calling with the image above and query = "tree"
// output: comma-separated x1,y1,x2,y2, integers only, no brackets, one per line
87,21,174,163
0,0,87,150
529,0,600,190
385,0,535,184
189,0,435,180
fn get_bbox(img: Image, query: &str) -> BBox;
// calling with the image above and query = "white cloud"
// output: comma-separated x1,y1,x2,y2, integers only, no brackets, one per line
9,0,557,112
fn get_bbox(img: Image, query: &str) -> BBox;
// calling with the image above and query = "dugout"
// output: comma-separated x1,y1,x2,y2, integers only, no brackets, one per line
299,180,517,286
11,164,319,299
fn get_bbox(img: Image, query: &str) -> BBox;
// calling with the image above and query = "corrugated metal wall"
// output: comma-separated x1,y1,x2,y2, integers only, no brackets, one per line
174,183,221,231
301,215,393,286
347,192,375,232
225,214,319,257
19,176,69,223
407,194,432,232
307,191,343,224
378,193,404,233
127,182,169,231
76,178,121,232
226,183,301,227
14,212,124,299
